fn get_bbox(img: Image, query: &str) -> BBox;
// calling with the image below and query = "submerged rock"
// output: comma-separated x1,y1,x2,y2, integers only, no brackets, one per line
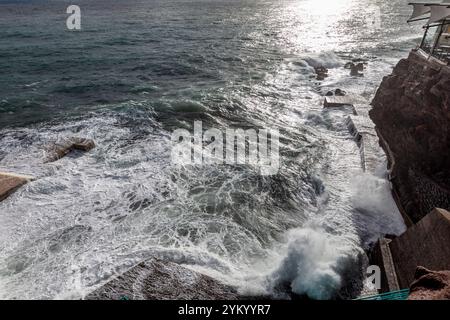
85,258,239,300
44,137,95,163
409,267,450,300
344,62,355,69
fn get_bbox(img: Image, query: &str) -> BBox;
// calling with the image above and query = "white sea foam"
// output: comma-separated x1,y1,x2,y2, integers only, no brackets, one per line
351,167,406,246
266,227,352,300
302,52,345,69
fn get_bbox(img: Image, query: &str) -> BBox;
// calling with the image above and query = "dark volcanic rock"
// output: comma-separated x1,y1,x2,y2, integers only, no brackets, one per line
314,66,329,81
408,267,450,300
85,259,239,300
335,88,346,96
370,51,450,223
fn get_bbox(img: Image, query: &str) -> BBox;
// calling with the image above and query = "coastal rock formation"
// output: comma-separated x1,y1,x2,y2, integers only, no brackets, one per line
0,172,33,202
314,66,329,81
85,259,238,300
370,50,450,223
44,137,95,163
408,267,450,300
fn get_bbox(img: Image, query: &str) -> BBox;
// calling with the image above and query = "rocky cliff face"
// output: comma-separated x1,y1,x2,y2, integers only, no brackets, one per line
370,51,450,223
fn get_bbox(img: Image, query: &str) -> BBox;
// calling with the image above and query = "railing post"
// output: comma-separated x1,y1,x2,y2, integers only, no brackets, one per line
430,21,445,57
420,26,429,51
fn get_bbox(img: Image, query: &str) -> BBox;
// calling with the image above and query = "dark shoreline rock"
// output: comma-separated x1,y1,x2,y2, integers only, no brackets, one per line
370,50,450,223
314,66,329,81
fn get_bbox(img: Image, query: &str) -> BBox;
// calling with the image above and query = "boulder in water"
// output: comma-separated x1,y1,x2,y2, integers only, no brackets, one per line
335,88,346,96
44,137,95,163
314,66,329,81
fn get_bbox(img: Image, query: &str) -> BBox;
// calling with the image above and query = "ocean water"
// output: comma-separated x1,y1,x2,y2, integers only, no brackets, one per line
0,0,420,299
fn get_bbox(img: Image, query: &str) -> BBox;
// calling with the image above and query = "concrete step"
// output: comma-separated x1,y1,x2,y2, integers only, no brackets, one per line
323,94,367,108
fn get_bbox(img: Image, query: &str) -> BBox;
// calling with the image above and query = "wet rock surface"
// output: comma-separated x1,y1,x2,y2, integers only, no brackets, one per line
44,137,95,163
314,66,329,81
0,172,32,202
409,267,450,300
370,51,450,223
85,258,239,300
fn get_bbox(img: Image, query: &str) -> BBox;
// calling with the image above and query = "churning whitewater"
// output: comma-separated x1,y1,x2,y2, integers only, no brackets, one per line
0,0,418,299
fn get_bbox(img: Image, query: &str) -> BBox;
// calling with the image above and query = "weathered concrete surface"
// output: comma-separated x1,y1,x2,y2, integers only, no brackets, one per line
322,91,382,174
0,172,33,202
85,259,238,300
370,50,450,223
408,267,450,300
323,94,367,108
389,208,450,290
346,108,383,173
45,137,95,163
369,238,400,293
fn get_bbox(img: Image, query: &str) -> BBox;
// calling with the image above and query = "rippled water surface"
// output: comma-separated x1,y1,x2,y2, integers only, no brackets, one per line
0,0,420,299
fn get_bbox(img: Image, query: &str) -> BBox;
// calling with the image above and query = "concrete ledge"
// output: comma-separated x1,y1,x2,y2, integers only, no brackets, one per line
0,172,33,202
323,94,367,108
346,114,381,173
370,238,400,293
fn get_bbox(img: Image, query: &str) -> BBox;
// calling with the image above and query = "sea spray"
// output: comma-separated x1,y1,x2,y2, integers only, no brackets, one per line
267,227,354,300
350,168,406,247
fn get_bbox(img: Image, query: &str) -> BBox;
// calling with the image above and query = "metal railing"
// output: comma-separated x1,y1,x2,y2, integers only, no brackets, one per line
419,20,450,64
355,289,410,301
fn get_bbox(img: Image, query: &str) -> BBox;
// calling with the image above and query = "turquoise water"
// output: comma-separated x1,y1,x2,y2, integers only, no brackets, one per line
0,0,419,299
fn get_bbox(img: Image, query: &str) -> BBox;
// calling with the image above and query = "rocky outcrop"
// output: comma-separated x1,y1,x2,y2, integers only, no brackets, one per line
314,66,329,81
0,172,33,202
408,267,450,300
85,259,238,300
44,137,95,163
370,50,450,223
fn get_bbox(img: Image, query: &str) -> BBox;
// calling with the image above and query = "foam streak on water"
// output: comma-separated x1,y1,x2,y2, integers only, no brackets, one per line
0,0,418,299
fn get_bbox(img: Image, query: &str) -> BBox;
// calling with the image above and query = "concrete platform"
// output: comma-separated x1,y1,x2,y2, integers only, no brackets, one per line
346,115,381,173
323,94,367,108
0,172,33,202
